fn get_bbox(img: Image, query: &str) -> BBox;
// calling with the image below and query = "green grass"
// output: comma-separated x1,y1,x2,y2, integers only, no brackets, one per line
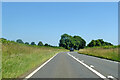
0,42,2,80
2,40,67,78
78,47,120,62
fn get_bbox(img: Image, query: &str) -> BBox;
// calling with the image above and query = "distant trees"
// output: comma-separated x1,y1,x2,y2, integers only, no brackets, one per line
16,39,24,44
1,38,56,47
25,42,29,45
15,39,45,46
2,36,114,49
59,34,86,50
31,42,36,45
0,38,6,41
38,41,43,46
87,39,113,47
44,43,49,46
44,43,54,47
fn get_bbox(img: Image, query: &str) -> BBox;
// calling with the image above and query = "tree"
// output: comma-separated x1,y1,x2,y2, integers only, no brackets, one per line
0,38,7,43
25,42,29,45
93,40,96,46
59,34,72,49
0,38,6,40
96,40,101,46
44,43,49,46
98,39,104,45
59,34,86,50
38,41,43,46
87,40,95,47
73,36,86,49
87,39,113,47
16,39,24,44
31,42,36,45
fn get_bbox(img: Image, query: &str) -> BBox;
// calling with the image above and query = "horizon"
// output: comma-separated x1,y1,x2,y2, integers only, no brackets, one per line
2,2,118,46
1,33,118,46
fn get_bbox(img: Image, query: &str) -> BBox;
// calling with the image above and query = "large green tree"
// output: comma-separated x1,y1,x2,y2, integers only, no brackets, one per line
59,34,86,50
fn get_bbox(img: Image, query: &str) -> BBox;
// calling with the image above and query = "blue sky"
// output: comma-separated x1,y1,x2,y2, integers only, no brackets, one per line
2,2,118,46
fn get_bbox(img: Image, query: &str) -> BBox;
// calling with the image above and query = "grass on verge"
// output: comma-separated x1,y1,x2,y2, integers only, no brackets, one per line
2,41,67,78
0,42,2,80
78,47,120,62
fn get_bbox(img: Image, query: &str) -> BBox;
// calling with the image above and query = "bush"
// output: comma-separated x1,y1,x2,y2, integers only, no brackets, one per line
31,42,36,45
38,41,43,46
25,42,29,45
16,39,24,44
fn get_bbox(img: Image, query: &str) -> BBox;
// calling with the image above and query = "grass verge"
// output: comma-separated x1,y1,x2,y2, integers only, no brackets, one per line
78,47,120,62
2,40,67,78
0,41,2,80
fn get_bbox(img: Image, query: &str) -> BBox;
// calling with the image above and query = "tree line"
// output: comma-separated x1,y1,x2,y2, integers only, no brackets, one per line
59,34,114,50
1,33,114,50
87,39,113,47
16,39,52,47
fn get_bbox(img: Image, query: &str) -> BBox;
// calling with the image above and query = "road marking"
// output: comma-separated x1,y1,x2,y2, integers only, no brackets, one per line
107,76,117,80
107,76,114,78
101,59,118,64
67,53,108,79
78,53,118,64
81,60,84,62
25,53,59,78
90,65,94,68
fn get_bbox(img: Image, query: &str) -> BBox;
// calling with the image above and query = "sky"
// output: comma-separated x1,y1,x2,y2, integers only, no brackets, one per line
2,2,118,46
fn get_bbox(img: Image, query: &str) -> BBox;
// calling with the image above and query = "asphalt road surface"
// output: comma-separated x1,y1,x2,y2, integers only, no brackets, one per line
27,52,118,79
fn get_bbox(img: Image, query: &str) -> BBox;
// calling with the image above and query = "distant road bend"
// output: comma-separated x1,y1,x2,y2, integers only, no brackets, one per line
26,52,118,80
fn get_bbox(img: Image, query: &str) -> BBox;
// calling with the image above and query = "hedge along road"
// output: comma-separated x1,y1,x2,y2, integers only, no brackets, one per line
25,52,118,80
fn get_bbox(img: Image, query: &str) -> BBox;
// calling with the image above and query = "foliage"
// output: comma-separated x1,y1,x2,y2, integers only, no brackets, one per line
0,38,65,49
38,41,43,46
118,45,120,47
16,39,24,44
59,34,86,50
44,43,49,46
25,42,29,45
87,39,113,47
31,42,36,45
0,38,7,43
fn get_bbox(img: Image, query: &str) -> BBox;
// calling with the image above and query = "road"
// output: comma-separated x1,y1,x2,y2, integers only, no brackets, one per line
26,52,118,79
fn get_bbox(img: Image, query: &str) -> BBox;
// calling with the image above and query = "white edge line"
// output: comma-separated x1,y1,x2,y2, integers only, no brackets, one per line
88,55,119,64
78,53,118,64
67,53,108,79
25,52,59,78
99,58,119,64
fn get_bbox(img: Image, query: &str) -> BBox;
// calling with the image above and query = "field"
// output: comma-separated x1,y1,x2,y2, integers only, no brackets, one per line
1,39,67,78
78,46,119,62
